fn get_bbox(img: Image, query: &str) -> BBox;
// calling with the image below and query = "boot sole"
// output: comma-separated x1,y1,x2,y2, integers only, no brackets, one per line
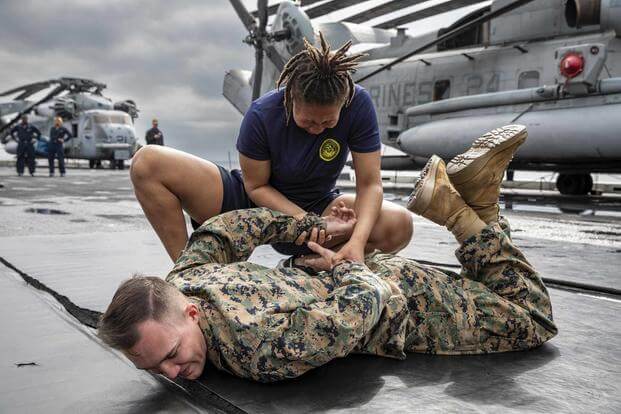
406,155,442,215
446,125,527,185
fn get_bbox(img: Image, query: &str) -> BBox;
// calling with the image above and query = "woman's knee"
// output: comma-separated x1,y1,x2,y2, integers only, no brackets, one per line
376,208,414,252
130,145,165,184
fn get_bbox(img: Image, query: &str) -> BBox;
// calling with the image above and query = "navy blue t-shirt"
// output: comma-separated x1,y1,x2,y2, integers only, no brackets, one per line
236,85,380,205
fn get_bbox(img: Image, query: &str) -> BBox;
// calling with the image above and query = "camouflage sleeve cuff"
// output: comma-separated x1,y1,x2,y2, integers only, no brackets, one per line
292,212,326,239
332,260,366,279
332,261,390,295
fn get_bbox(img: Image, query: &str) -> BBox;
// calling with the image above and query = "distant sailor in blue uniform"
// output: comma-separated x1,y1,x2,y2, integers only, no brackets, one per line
145,118,164,146
10,115,41,176
48,116,72,177
129,33,413,263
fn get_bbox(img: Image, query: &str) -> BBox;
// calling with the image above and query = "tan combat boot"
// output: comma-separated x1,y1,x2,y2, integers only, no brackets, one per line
446,125,528,224
407,155,486,243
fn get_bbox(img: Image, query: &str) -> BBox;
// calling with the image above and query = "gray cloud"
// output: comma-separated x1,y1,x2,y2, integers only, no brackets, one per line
0,0,254,161
0,0,463,162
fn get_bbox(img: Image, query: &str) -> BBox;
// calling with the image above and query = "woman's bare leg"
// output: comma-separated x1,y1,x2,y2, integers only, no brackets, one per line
130,145,224,262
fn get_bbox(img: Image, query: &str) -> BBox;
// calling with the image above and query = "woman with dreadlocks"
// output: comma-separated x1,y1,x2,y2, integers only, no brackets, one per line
130,33,413,263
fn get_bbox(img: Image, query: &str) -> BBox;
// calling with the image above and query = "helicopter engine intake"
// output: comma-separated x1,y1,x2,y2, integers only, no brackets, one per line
566,0,621,35
53,97,77,120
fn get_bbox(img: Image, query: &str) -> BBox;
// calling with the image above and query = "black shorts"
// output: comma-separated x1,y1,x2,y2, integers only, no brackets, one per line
191,165,340,256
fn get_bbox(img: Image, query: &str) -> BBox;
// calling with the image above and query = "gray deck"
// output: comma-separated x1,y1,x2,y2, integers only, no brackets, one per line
1,169,620,413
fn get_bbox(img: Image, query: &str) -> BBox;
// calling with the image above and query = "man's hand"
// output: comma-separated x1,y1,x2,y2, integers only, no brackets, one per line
294,205,357,246
331,238,365,265
298,241,341,271
294,226,328,246
293,212,328,246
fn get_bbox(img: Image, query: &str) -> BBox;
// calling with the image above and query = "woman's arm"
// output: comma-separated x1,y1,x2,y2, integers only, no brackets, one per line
333,150,383,263
239,153,306,217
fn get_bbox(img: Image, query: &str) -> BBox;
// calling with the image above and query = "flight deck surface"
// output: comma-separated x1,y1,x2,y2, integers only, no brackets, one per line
1,169,619,413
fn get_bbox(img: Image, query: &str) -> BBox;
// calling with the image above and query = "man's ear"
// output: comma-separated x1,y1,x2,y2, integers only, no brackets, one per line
184,302,200,323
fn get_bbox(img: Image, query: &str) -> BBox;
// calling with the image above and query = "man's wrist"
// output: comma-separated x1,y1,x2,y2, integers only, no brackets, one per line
293,212,307,220
294,212,325,235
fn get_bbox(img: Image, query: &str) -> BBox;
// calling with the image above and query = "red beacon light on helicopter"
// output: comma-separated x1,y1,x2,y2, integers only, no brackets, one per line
559,52,584,79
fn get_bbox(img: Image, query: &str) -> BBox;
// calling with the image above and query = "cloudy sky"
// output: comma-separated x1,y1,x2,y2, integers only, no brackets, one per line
0,0,478,164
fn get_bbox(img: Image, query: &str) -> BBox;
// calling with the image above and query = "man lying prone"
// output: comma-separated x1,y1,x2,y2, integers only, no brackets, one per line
98,125,557,382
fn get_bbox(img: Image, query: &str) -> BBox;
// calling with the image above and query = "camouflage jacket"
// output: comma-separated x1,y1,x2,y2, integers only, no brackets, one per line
166,208,409,382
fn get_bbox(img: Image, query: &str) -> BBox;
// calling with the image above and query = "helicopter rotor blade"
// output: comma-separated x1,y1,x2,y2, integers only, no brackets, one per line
251,0,268,100
304,0,367,19
228,0,257,32
251,3,280,18
264,44,286,72
0,84,67,139
252,47,265,101
356,0,536,83
0,80,59,100
227,0,289,98
250,0,326,18
375,0,485,29
258,0,268,30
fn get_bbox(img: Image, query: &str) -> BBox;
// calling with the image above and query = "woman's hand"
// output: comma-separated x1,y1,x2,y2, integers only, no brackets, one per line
324,202,357,238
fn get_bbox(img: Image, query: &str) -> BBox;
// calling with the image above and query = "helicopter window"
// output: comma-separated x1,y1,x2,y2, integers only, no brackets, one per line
110,114,131,124
93,114,131,125
433,80,451,101
518,71,540,89
94,114,110,124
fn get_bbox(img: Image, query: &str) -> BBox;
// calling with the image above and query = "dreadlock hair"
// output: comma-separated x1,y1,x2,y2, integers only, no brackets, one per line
277,31,367,124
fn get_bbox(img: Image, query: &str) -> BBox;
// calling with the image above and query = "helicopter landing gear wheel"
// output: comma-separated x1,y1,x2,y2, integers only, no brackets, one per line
89,160,95,169
556,173,593,195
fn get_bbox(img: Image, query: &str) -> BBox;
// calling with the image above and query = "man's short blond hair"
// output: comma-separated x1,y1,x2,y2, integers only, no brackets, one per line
98,276,187,350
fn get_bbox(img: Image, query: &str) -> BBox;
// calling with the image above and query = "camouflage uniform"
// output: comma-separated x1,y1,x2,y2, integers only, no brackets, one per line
166,208,557,382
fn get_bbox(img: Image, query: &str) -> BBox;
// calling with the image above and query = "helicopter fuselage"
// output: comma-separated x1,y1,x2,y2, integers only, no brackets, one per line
3,109,137,162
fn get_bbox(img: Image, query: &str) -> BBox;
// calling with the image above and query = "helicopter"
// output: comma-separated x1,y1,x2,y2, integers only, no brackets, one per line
0,77,139,170
223,0,621,195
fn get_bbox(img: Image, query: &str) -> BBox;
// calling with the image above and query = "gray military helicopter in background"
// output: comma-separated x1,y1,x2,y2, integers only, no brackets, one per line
0,77,139,169
224,0,621,195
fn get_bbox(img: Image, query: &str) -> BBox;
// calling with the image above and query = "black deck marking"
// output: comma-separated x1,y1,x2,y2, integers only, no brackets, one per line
0,256,249,414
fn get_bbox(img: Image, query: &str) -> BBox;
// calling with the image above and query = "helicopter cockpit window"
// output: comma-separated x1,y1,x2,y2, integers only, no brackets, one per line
94,114,109,124
518,71,540,89
93,114,131,125
433,80,451,101
110,114,131,125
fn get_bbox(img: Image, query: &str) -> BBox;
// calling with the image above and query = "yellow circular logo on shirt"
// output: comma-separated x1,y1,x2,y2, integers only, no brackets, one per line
319,138,340,162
